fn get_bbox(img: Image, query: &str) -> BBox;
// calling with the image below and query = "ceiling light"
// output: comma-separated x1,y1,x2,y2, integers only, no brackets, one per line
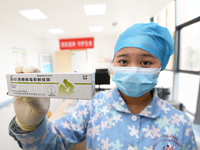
48,28,65,34
84,4,106,16
19,9,47,20
89,26,104,32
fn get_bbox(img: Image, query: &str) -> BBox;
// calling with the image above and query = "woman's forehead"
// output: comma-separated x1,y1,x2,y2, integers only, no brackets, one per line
115,47,155,56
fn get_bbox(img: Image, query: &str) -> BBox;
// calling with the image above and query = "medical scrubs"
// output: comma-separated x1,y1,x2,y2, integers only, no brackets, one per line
9,88,197,150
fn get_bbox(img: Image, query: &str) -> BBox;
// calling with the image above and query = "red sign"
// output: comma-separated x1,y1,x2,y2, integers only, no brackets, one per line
59,37,94,50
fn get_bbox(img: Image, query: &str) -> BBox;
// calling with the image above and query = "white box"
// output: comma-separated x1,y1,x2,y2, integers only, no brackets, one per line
6,73,95,100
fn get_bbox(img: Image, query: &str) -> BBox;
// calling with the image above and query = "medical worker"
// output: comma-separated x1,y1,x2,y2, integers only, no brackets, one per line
9,22,197,150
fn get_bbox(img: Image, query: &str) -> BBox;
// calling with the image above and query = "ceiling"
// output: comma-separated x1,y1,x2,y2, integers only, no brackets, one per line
0,0,173,39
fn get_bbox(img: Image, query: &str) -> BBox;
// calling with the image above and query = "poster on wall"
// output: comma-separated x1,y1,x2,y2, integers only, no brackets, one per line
12,47,20,65
59,37,94,50
12,48,27,65
21,49,27,65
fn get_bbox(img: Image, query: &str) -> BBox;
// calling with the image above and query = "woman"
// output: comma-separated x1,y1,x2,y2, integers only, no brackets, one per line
9,22,197,150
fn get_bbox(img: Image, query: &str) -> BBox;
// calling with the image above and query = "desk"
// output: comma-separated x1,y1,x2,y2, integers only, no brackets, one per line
95,84,112,92
49,99,86,150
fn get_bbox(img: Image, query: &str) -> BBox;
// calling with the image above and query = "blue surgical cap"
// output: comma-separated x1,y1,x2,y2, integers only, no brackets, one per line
114,22,174,70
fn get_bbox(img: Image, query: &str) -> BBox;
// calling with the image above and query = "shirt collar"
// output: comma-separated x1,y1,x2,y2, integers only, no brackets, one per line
109,88,161,118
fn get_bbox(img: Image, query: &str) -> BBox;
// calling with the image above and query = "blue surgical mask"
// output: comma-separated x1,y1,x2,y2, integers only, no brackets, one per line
112,67,160,97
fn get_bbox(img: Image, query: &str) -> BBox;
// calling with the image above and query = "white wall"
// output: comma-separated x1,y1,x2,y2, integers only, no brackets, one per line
0,24,46,103
0,24,45,73
0,24,46,149
87,36,117,72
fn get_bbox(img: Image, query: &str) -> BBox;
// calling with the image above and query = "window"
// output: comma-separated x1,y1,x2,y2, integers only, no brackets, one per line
176,73,199,114
174,0,200,115
176,0,200,26
179,22,200,71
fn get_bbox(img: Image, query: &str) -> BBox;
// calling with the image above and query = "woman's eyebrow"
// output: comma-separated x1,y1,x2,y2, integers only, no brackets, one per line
140,53,156,58
116,54,130,58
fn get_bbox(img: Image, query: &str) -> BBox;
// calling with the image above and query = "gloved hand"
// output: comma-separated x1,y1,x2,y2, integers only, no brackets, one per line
13,66,50,131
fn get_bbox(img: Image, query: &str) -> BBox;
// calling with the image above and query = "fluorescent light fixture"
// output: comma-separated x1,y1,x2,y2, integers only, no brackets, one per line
89,26,104,32
48,28,65,34
19,9,47,20
84,4,106,16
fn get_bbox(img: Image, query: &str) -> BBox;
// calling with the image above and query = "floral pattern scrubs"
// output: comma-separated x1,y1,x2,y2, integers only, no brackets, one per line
9,88,197,150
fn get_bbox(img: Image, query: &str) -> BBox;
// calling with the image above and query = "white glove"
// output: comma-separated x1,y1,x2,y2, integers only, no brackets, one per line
13,66,50,131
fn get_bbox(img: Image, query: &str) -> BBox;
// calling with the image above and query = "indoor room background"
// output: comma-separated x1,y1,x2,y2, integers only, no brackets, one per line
0,0,200,149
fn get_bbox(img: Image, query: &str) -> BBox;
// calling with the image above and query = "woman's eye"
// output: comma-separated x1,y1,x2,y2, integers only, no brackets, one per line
141,61,151,65
119,60,128,64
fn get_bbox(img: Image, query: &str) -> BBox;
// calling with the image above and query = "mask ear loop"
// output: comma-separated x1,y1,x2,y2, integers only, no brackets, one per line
157,67,162,76
158,67,161,72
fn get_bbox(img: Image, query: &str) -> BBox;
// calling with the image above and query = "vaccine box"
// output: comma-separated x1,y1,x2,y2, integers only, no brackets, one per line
6,73,95,100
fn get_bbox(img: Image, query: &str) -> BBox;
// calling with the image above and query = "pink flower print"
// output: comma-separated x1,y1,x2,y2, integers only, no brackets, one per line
185,128,192,136
94,112,101,121
105,92,112,99
101,121,109,130
87,125,100,138
51,124,57,134
157,99,162,107
62,120,71,130
87,128,92,137
171,114,180,126
81,100,89,106
91,125,100,138
101,138,111,150
40,130,48,144
77,109,84,117
140,106,151,117
151,125,161,139
89,102,93,115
